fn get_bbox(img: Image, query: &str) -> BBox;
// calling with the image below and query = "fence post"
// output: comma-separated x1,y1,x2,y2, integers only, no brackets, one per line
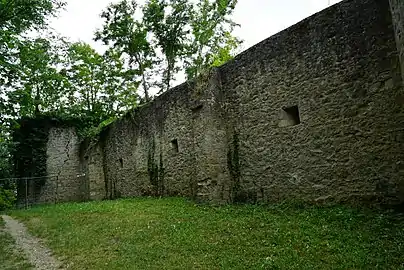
25,178,28,209
55,176,58,204
14,179,17,209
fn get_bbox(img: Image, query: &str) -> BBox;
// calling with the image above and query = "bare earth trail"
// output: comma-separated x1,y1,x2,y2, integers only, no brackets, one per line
1,215,63,270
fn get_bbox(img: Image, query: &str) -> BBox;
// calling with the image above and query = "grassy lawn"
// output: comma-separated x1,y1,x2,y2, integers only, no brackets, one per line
8,198,404,270
0,217,33,270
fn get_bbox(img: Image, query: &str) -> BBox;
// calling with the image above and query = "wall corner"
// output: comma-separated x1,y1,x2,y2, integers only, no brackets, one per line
389,0,404,84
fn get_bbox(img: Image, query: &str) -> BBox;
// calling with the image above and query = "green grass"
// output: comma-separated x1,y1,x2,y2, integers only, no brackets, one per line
8,198,404,270
0,217,33,270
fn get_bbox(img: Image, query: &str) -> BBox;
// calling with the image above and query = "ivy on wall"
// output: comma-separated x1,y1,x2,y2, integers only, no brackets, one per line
12,113,110,179
13,117,50,180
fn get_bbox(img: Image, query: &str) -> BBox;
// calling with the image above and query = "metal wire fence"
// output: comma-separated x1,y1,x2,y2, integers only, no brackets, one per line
0,175,60,209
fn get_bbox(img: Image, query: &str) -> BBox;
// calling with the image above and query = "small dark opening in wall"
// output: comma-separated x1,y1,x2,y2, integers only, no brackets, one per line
192,104,203,113
119,158,123,168
171,139,179,153
279,105,301,127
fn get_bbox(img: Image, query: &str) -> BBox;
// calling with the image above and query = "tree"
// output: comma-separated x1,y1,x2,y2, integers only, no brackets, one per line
0,0,143,207
0,131,13,179
66,42,139,119
7,35,70,118
102,50,139,113
95,0,155,101
97,0,242,97
67,42,105,115
185,0,242,79
0,0,66,85
0,0,66,131
0,0,65,33
143,0,192,92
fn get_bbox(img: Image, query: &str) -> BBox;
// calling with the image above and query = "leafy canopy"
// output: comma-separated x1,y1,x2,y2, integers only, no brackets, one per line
96,0,242,99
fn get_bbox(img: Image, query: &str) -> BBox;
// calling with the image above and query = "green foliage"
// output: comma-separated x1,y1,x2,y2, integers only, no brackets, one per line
95,0,154,101
66,42,138,118
4,37,136,123
0,187,15,210
0,0,65,34
1,0,138,180
1,0,136,131
210,32,241,67
96,0,242,96
0,0,65,91
7,35,71,117
0,0,142,188
1,0,243,184
143,0,192,92
0,134,13,179
11,114,110,183
81,116,117,139
185,0,242,78
0,126,16,210
0,0,66,131
0,1,64,188
12,116,52,179
9,198,404,269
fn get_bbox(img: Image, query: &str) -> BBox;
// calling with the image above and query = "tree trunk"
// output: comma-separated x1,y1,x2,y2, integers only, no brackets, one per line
34,85,41,115
142,73,150,102
166,58,171,92
135,55,150,102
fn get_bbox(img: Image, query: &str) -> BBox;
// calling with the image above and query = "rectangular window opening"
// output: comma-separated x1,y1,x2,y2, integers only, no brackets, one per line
192,104,203,113
279,105,301,127
171,139,179,153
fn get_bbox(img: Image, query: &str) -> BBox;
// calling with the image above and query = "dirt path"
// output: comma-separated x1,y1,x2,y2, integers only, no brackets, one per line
1,215,63,270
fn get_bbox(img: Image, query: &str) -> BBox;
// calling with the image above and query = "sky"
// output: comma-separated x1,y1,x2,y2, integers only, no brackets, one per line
50,0,343,53
47,0,343,92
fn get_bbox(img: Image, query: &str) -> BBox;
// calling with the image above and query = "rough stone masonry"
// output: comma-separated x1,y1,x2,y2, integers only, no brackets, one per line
16,0,404,206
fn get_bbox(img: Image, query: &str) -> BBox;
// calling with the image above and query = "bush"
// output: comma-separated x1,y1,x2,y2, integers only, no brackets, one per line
0,187,16,211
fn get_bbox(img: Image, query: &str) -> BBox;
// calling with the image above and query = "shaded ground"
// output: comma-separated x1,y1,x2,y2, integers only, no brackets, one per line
0,216,33,270
9,198,404,269
1,215,62,270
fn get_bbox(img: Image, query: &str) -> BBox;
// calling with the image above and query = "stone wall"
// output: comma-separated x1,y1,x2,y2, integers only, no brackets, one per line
389,0,404,201
14,122,86,205
84,142,106,200
220,0,404,205
389,0,404,83
17,0,404,206
98,0,404,205
101,83,194,199
45,127,85,203
99,70,231,202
